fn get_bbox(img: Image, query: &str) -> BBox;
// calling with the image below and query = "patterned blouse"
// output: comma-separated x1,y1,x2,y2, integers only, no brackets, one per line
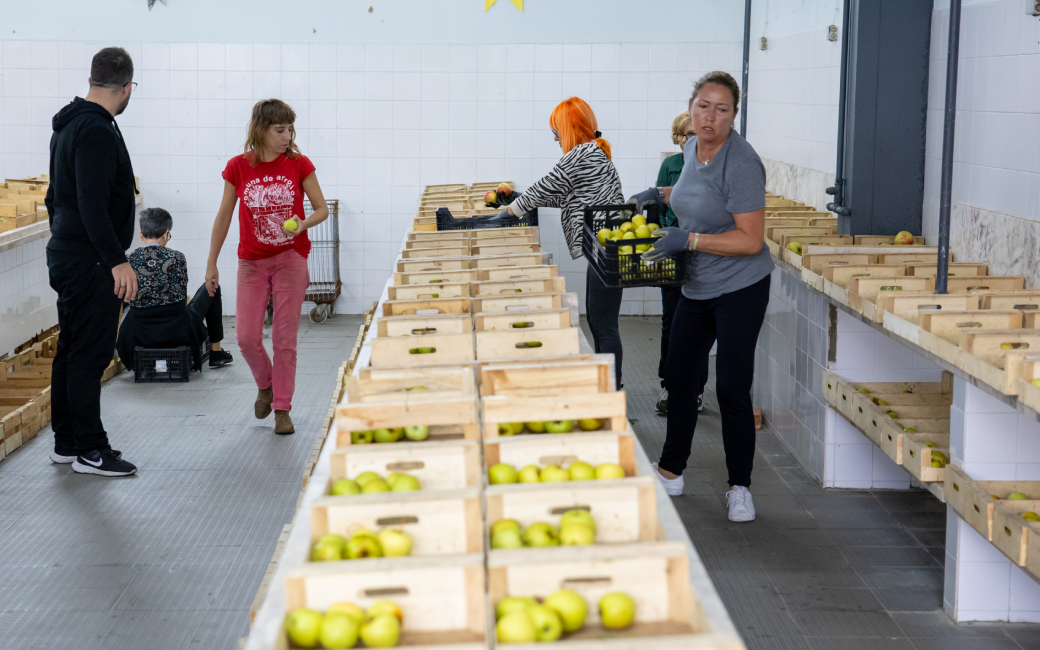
127,245,188,308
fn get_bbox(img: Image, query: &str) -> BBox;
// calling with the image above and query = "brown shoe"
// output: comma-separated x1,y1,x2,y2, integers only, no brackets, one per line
255,387,273,419
274,410,295,435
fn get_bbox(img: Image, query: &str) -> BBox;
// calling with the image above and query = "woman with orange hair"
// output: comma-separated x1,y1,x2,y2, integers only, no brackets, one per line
499,97,626,387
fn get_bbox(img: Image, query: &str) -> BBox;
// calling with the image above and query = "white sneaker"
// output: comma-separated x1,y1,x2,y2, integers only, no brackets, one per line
726,486,755,522
50,451,76,464
651,463,684,496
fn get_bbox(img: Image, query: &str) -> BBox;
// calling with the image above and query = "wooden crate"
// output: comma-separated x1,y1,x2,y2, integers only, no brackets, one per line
766,225,836,244
376,314,473,338
408,230,472,240
902,432,950,483
281,555,487,649
477,265,558,281
942,465,1040,542
344,366,476,402
992,500,1040,566
472,292,563,313
387,282,473,301
335,397,480,447
480,358,613,396
487,543,740,649
886,293,979,324
383,298,471,317
482,391,627,439
468,253,546,269
405,238,472,250
329,439,482,491
397,258,474,273
475,328,581,360
469,227,536,239
944,276,1024,293
823,264,906,288
979,291,1040,310
904,262,989,277
370,333,475,367
853,235,928,246
875,252,941,265
485,431,636,478
474,308,571,332
800,253,875,275
400,247,470,259
920,310,1024,344
310,488,483,556
471,243,541,256
473,234,538,247
486,476,658,545
470,277,565,296
393,270,481,286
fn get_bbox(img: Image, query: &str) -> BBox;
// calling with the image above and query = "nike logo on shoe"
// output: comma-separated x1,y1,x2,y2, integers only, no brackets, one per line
81,455,104,467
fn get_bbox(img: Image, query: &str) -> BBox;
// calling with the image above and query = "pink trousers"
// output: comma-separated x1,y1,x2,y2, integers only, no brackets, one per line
237,250,310,412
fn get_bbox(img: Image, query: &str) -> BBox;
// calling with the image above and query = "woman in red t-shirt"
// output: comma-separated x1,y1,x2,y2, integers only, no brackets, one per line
206,99,330,435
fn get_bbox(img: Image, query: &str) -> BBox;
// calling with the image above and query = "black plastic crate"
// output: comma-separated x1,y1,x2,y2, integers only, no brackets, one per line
582,203,687,289
435,207,539,231
134,343,204,383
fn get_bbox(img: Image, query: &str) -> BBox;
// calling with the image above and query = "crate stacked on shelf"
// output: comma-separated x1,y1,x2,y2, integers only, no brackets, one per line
0,177,49,232
266,219,744,650
413,182,517,231
0,327,60,462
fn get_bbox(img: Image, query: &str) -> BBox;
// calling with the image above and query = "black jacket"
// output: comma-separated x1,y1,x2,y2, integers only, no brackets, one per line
45,97,135,269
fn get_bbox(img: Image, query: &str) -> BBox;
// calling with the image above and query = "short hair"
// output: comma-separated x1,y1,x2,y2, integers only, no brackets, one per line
90,47,134,88
139,207,172,239
692,71,741,107
671,112,691,135
244,99,300,166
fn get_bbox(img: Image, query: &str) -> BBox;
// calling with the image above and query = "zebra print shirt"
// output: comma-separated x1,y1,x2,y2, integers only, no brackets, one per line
509,142,624,260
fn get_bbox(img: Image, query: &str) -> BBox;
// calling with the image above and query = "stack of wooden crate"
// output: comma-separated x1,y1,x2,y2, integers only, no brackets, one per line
413,182,516,231
0,328,58,461
264,202,743,648
0,177,49,232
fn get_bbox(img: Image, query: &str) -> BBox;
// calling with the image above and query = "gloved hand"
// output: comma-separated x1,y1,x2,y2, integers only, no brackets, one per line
641,227,690,263
489,208,511,220
627,187,664,213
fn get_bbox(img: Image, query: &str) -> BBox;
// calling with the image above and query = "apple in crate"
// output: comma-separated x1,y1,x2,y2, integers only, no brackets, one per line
893,231,915,245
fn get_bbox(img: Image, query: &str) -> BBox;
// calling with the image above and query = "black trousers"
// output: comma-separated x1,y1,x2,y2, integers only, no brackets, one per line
187,283,224,344
48,253,122,456
659,285,710,391
660,274,770,487
585,263,624,389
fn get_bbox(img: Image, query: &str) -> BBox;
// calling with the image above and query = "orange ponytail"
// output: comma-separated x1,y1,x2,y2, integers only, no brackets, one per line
549,97,612,160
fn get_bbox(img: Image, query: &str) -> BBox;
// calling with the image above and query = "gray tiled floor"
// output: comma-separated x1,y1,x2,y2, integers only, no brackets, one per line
0,315,360,650
604,315,1040,650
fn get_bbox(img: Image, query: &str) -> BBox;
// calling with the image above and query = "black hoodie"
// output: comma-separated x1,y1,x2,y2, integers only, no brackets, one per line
44,97,135,269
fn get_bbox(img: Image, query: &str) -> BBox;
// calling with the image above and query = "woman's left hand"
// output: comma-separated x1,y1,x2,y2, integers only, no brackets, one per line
641,227,691,263
283,215,307,237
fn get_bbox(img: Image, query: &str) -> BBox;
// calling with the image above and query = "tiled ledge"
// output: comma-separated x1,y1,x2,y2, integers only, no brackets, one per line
0,222,49,255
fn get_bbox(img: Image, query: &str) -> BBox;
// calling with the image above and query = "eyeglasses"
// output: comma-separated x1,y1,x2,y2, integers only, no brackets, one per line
551,128,559,138
125,82,138,92
165,231,172,241
675,131,696,141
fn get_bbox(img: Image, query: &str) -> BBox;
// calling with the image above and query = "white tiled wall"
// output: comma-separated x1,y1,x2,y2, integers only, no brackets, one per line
0,40,742,315
923,1,1040,241
0,234,57,356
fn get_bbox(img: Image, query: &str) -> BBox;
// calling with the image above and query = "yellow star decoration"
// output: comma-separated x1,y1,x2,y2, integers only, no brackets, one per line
485,0,522,11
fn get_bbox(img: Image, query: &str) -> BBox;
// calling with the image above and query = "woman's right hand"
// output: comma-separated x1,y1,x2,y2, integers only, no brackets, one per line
205,264,219,297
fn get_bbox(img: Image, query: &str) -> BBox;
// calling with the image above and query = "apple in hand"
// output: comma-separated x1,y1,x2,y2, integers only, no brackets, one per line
544,589,587,632
545,420,574,434
283,218,299,232
484,190,499,207
489,463,519,484
404,424,430,441
285,608,324,648
599,592,636,629
360,613,400,648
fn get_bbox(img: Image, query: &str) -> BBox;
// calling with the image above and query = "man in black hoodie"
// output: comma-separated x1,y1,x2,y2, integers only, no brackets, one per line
45,47,139,477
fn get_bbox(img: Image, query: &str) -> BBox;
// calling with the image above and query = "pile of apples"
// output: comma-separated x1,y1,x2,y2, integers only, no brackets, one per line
595,214,662,256
484,182,515,208
285,600,402,648
330,471,421,495
490,509,597,549
488,460,625,485
350,425,429,444
310,528,413,562
995,491,1040,522
497,418,603,435
495,589,636,643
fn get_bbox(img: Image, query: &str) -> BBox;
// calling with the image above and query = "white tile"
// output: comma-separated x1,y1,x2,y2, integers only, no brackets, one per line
619,72,648,98
504,73,534,102
421,73,450,101
254,44,280,71
197,43,225,71
58,41,86,70
29,41,57,69
648,44,678,72
448,130,476,159
308,44,337,72
393,45,421,72
335,44,364,72
590,44,620,72
448,101,477,130
420,130,449,158
562,44,592,72
506,44,535,72
420,45,449,72
834,331,874,370
391,158,420,185
58,69,86,98
309,101,337,128
420,101,449,130
170,71,198,99
141,43,170,71
533,73,563,102
833,442,874,482
3,41,30,68
30,69,58,97
534,45,563,72
476,130,505,159
282,73,309,101
561,73,591,99
392,72,421,101
449,45,478,72
225,71,253,101
956,561,1011,615
449,73,478,102
619,103,648,131
391,102,418,131
281,44,309,72
476,101,505,130
198,71,225,100
365,72,393,101
964,382,1016,414
364,101,393,130
619,44,649,72
336,72,365,101
365,129,393,158
198,100,226,128
254,71,281,99
142,98,171,127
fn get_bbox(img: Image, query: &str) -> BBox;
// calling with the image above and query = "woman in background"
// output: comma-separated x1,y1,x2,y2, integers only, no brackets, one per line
205,99,329,435
499,97,626,388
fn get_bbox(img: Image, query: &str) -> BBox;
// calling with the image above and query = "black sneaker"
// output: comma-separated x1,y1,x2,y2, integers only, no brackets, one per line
209,350,234,368
51,448,122,464
72,449,137,476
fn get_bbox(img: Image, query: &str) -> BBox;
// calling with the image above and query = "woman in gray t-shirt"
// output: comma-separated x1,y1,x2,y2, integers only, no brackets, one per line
635,72,773,523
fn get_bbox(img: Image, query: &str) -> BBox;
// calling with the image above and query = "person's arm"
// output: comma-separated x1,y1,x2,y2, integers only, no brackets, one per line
205,181,238,297
175,251,189,302
505,157,575,216
284,172,329,237
681,209,765,257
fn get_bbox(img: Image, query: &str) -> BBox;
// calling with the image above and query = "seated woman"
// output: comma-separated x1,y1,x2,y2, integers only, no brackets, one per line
116,208,233,370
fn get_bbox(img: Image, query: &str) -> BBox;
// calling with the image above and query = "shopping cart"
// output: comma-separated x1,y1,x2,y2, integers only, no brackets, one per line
304,199,341,323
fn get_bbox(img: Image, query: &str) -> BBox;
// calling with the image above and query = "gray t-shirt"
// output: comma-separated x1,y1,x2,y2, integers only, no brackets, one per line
670,132,774,300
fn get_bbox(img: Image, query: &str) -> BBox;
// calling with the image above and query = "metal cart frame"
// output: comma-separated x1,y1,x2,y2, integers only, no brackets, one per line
303,199,341,323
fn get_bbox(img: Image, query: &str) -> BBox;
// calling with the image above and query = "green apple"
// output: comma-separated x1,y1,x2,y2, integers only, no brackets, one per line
518,464,541,483
404,424,430,441
317,534,348,553
354,471,381,487
351,429,374,444
577,418,604,431
885,410,899,418
857,388,871,394
559,523,595,546
595,463,626,479
523,341,543,348
527,604,563,642
635,224,652,238
489,463,519,484
285,608,323,648
539,465,570,482
319,612,359,649
498,422,525,436
512,322,531,328
331,479,362,496
599,592,636,629
351,528,378,540
496,611,537,644
559,509,597,533
327,601,364,624
346,534,383,559
903,428,917,433
491,526,524,549
544,589,587,632
362,479,391,494
523,522,559,547
1032,378,1040,388
310,542,343,562
491,519,522,537
1008,492,1029,500
525,421,547,433
875,399,889,406
377,529,413,557
1023,512,1040,522
496,596,537,620
597,228,611,246
366,600,403,623
545,420,574,434
389,474,421,491
360,613,400,648
924,441,936,448
568,461,596,481
373,428,399,443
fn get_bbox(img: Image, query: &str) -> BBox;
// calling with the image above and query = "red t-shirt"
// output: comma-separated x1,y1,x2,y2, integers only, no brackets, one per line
222,153,316,260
